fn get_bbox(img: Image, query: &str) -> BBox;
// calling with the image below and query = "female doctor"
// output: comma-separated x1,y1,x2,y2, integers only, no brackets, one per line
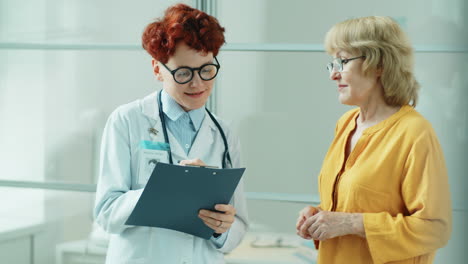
93,4,248,264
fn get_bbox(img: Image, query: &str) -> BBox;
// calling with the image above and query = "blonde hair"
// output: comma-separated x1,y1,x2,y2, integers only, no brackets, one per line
324,16,420,107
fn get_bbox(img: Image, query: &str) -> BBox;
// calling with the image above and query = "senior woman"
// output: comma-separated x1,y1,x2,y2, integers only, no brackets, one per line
296,16,451,264
94,4,248,264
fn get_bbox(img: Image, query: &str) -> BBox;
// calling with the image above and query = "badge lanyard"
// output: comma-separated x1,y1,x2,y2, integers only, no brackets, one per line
157,90,232,168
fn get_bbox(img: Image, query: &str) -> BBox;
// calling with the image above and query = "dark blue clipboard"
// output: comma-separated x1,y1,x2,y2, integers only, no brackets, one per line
125,162,245,239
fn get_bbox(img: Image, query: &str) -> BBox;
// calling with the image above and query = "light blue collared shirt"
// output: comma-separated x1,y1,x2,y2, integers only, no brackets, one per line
160,89,228,246
161,90,205,155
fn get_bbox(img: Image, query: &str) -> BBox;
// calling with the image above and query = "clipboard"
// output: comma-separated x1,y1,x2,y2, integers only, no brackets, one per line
125,162,245,239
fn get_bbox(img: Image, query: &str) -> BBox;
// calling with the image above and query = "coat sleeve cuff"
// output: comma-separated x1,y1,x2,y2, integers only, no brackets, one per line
210,231,229,248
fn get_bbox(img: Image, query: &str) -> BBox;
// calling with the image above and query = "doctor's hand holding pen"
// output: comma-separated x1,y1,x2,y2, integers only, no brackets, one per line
180,158,237,235
296,206,365,241
179,158,218,169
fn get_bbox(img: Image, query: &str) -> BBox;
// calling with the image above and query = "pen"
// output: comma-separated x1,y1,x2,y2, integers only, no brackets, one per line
184,164,219,169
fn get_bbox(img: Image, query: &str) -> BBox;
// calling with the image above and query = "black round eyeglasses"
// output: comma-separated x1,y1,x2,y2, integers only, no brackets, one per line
161,57,221,84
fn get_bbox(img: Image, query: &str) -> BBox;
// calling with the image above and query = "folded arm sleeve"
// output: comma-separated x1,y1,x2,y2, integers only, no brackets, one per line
93,109,143,234
363,129,452,263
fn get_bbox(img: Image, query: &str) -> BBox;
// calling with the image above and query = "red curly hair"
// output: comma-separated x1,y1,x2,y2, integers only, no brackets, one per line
142,4,225,63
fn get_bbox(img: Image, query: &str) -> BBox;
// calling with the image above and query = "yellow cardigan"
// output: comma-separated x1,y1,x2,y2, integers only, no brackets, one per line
317,105,452,264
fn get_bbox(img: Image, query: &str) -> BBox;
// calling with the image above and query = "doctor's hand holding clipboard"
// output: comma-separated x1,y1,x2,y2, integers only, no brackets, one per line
126,159,245,240
180,159,237,235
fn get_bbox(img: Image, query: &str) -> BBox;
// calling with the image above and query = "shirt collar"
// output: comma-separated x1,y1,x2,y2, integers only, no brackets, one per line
188,107,205,131
161,89,205,130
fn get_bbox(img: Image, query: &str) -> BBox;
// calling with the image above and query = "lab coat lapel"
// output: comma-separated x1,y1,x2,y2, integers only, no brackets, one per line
140,91,187,162
141,91,164,142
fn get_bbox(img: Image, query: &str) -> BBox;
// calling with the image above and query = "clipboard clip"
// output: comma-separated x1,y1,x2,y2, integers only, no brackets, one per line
183,164,219,169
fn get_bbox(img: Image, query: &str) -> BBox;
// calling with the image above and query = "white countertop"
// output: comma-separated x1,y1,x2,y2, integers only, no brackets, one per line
225,233,317,264
0,219,45,242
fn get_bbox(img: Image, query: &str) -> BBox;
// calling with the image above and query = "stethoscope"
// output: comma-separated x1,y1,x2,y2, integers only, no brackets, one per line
157,90,232,168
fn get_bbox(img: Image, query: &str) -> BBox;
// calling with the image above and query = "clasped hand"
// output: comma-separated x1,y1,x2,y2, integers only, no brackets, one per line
296,206,364,241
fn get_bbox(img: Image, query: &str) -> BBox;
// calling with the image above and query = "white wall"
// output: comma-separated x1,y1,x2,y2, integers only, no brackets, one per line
0,0,47,226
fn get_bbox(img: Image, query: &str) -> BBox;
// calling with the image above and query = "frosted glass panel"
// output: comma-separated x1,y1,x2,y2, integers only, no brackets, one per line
218,0,468,46
415,52,468,207
0,51,46,182
217,51,351,195
0,49,160,183
0,0,192,43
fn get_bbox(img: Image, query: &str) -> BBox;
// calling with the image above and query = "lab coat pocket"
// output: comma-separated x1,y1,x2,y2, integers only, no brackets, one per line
351,183,390,213
113,227,151,262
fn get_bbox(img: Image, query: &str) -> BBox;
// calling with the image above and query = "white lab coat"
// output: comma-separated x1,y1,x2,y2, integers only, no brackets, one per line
94,91,248,264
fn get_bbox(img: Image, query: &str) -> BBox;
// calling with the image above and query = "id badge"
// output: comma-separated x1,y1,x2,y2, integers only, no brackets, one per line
137,140,170,185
